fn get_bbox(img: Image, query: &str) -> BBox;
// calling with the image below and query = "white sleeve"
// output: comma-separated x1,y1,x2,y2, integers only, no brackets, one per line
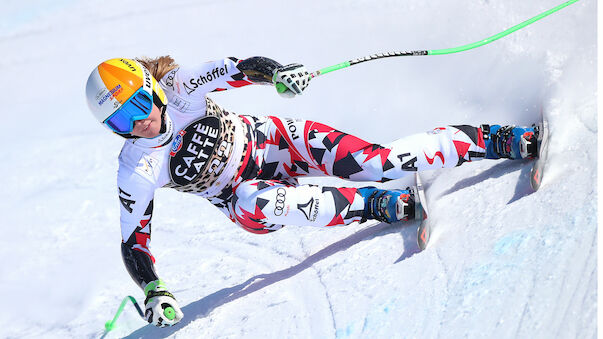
117,150,158,259
161,58,254,100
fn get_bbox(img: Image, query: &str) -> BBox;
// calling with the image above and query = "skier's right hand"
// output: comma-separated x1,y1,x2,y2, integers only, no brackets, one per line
143,280,184,327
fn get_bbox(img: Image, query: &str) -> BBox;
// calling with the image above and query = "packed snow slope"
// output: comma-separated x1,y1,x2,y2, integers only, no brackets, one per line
0,0,597,338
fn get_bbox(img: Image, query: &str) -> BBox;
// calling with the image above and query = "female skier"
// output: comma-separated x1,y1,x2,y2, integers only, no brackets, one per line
85,56,537,327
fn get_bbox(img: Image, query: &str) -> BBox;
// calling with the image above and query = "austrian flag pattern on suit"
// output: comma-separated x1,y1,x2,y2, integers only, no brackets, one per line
229,117,489,233
115,55,493,265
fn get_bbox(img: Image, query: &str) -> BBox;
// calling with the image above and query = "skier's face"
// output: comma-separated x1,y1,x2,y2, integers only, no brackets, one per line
131,104,162,138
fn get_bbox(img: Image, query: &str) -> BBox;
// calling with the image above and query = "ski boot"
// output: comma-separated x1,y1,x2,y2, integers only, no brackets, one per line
481,124,539,160
358,187,416,223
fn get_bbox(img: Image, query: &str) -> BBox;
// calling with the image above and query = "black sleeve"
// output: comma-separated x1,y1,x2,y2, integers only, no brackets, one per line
121,243,159,289
235,56,283,84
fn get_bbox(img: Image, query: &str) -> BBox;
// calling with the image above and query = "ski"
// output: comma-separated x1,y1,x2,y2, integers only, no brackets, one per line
414,173,430,250
530,119,550,191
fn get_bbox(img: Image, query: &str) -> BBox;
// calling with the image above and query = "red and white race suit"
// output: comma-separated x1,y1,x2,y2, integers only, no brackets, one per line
117,57,488,275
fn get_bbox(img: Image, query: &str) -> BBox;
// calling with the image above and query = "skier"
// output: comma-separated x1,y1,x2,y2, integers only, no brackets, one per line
85,56,538,327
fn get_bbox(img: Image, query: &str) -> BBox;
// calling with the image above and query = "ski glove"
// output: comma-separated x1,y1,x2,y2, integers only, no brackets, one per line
143,280,184,327
272,63,311,98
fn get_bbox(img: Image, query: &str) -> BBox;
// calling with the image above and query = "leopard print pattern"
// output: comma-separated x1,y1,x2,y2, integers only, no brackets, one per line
164,97,249,197
203,118,257,216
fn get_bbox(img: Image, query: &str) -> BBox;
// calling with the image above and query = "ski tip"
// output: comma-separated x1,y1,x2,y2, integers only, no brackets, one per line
414,172,431,250
415,172,423,185
417,221,430,251
529,119,549,191
530,167,543,191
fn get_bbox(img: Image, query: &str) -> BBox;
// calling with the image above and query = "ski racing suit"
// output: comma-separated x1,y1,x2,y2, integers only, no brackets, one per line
118,56,495,288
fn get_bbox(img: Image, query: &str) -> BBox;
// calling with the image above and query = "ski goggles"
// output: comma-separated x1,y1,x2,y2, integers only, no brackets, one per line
103,87,153,134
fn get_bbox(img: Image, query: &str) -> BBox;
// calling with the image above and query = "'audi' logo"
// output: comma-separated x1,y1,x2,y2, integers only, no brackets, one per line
274,188,287,216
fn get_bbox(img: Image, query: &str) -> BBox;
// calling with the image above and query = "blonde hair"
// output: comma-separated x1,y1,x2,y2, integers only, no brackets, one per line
135,55,179,81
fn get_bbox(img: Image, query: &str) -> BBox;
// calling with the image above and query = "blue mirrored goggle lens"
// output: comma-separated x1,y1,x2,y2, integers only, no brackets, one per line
104,89,153,134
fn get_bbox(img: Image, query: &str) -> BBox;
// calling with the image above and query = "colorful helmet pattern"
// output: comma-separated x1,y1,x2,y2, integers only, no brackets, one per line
85,58,167,131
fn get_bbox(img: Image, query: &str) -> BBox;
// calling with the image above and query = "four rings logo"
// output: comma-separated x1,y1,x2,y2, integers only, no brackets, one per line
273,188,287,216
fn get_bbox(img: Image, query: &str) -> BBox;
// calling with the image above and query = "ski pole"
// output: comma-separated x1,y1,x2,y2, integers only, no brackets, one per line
104,296,145,332
276,0,580,93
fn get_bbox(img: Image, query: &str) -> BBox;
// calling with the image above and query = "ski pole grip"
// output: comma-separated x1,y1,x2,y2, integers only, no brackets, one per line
275,82,288,93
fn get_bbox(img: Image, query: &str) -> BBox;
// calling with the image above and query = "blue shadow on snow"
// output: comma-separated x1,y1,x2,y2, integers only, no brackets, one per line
440,159,535,204
123,221,419,338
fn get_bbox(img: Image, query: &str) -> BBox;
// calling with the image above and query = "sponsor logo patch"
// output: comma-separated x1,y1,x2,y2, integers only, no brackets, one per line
170,130,186,157
274,188,287,216
168,116,221,185
171,96,190,112
120,58,137,72
135,153,158,179
183,65,229,94
98,84,122,106
298,197,320,221
285,118,300,140
164,69,177,89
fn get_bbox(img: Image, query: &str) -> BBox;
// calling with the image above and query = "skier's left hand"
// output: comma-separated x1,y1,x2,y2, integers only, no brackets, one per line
272,63,311,98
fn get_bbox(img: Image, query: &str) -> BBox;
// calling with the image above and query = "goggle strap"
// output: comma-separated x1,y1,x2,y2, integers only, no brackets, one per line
152,90,164,109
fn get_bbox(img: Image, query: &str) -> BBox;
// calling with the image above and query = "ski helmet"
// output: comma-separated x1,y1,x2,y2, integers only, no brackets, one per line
85,58,168,137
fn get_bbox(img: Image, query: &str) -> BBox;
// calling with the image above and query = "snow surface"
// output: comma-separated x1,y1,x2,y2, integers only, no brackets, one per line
0,0,597,338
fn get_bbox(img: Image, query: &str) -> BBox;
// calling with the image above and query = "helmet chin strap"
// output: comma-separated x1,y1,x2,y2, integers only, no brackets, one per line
159,104,168,134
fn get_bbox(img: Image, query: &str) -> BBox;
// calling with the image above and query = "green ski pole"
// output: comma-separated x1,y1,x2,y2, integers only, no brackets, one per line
276,0,579,93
